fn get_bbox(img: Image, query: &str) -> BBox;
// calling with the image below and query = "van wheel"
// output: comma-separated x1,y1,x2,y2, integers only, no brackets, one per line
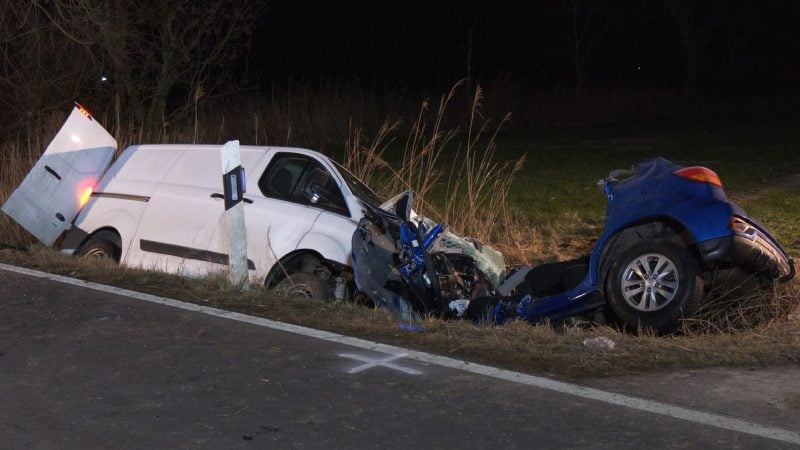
605,240,703,333
78,231,121,263
274,273,331,300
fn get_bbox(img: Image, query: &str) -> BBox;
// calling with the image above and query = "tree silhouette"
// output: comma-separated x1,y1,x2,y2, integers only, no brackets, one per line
25,0,265,135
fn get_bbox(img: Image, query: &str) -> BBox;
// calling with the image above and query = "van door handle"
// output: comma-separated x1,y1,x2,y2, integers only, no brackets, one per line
211,193,253,204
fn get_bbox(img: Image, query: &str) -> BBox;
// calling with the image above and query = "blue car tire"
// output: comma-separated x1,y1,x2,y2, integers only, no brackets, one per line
606,240,704,333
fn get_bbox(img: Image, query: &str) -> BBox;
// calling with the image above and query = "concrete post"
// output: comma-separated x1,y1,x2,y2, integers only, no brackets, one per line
221,140,249,289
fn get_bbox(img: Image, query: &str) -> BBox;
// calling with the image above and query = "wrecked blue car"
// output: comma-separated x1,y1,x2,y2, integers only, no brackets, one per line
351,158,795,332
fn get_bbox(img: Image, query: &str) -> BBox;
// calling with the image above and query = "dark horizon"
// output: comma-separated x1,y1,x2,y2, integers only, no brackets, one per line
2,0,799,135
252,0,800,95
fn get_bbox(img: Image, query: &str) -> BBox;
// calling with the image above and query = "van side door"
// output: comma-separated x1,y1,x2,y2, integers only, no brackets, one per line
126,148,228,276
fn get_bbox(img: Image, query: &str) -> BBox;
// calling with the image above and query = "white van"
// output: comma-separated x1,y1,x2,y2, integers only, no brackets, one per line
3,105,382,298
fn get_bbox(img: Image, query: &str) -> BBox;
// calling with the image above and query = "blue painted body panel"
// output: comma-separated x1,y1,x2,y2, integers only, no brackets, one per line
514,157,792,323
352,157,793,324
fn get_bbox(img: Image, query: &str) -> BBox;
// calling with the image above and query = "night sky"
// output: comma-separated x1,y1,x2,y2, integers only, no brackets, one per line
252,1,798,93
257,2,649,83
2,0,797,135
255,3,521,83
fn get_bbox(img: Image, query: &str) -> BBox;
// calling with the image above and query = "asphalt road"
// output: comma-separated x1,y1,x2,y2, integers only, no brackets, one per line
1,265,798,449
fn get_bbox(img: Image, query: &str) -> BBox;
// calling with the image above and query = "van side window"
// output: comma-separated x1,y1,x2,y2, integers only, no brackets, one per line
259,155,307,200
258,153,349,216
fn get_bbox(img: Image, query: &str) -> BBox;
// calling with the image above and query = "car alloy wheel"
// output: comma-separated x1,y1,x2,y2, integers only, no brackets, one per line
605,239,703,333
620,252,679,312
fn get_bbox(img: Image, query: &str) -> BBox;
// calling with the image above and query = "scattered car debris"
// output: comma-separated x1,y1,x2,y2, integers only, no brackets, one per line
583,336,616,352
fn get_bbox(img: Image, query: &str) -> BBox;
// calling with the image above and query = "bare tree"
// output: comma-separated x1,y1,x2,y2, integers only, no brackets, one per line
544,0,617,102
0,2,97,133
659,0,726,96
32,0,265,136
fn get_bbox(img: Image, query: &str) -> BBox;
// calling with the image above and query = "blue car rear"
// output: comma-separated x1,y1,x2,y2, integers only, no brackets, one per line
599,158,792,283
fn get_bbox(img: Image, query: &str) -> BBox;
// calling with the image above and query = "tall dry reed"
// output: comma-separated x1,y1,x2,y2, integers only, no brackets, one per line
342,82,526,249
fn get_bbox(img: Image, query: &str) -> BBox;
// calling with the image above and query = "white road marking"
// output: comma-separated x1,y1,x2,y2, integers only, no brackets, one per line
2,262,799,445
339,352,422,375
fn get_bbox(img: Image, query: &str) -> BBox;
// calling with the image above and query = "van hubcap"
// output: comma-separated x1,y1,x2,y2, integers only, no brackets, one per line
287,283,315,298
84,248,109,258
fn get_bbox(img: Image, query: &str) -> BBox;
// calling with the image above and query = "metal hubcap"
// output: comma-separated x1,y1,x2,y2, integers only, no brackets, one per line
84,248,109,258
287,283,314,299
620,253,679,312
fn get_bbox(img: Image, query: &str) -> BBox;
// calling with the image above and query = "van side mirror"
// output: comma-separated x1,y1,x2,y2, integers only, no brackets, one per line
304,183,331,204
302,168,332,204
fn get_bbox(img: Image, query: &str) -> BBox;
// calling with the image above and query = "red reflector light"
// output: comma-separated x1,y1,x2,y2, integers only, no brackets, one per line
78,186,93,207
674,166,722,187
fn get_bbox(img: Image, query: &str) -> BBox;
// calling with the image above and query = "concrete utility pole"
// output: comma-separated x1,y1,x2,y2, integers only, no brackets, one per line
221,140,249,289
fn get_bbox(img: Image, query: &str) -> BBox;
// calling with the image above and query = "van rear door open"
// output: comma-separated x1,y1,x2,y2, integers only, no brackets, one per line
2,105,116,245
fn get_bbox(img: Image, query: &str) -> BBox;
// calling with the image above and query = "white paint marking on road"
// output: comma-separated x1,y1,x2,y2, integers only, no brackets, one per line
2,262,799,446
339,352,422,375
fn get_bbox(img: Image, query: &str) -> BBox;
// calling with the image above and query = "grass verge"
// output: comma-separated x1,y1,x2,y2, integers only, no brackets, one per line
2,246,798,381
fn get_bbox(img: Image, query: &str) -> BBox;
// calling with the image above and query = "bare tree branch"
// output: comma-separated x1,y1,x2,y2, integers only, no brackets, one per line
19,0,265,136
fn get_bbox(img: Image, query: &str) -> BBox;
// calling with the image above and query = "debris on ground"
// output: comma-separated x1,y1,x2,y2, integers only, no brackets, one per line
583,336,616,352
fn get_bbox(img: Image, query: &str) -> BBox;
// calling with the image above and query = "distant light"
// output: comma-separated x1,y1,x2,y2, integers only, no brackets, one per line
100,75,108,82
636,66,642,70
70,135,81,143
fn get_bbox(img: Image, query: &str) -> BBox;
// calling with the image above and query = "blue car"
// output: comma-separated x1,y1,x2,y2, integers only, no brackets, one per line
351,158,795,332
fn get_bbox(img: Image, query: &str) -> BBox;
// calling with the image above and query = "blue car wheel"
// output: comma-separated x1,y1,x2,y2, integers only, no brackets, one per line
606,240,704,333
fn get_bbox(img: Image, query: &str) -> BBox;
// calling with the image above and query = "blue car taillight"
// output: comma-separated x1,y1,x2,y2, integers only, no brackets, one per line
674,166,723,187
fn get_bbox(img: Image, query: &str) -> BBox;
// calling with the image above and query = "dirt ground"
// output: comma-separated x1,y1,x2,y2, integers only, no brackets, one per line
584,366,800,431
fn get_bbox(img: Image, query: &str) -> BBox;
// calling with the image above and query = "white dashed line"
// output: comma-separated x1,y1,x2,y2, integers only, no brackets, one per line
2,262,799,445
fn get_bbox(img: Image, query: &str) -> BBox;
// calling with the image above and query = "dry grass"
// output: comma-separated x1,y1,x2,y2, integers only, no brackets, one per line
342,82,524,246
684,272,800,333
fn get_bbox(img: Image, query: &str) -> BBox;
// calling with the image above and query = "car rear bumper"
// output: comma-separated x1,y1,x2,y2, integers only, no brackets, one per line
697,218,794,282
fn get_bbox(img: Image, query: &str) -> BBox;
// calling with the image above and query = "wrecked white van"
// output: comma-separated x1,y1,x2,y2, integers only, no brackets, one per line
3,104,382,298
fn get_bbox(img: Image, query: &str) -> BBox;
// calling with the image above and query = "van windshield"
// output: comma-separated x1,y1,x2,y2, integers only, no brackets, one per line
332,161,382,206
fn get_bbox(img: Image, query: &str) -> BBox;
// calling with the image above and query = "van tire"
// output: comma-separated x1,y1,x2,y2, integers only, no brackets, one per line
274,273,331,300
78,231,121,263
